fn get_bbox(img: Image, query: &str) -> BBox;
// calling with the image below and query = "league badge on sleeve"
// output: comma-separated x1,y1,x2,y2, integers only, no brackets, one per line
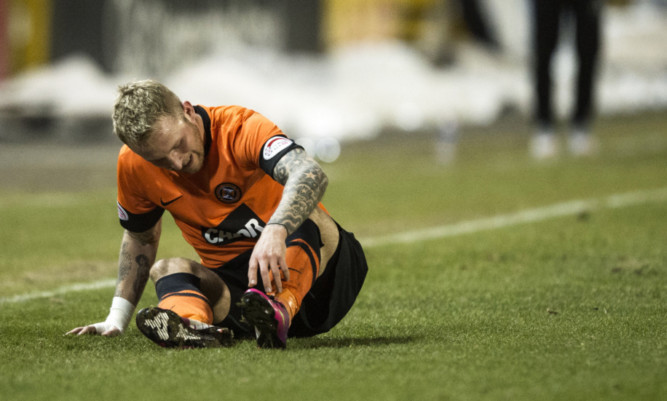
262,136,294,161
117,202,129,221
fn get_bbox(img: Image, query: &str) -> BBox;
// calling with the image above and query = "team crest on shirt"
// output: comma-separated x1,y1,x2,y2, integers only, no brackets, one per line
215,183,242,204
262,136,293,160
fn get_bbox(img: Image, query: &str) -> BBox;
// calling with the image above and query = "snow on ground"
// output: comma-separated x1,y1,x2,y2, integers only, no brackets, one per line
0,2,665,150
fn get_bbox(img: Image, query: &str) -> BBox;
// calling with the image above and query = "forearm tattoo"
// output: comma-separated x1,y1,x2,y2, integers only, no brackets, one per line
270,148,328,234
116,240,132,287
114,230,157,300
132,254,151,298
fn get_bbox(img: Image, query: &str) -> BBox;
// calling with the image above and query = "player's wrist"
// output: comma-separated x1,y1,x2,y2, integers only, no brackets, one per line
266,222,289,235
105,296,135,333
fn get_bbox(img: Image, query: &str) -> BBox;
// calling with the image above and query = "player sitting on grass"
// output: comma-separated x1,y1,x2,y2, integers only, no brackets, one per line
67,79,368,349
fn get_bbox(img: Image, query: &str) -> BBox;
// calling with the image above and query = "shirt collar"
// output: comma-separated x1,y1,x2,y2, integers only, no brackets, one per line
194,105,212,156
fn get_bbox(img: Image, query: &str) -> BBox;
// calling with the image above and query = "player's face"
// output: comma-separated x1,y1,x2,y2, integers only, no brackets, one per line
136,104,206,174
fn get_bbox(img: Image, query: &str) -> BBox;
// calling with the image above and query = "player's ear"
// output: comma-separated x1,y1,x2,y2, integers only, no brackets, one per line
182,101,194,114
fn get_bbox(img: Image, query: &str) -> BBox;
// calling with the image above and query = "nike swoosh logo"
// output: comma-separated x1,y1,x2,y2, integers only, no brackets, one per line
160,196,182,207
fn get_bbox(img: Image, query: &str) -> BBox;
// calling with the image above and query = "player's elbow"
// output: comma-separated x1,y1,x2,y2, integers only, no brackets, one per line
319,169,329,194
309,161,328,194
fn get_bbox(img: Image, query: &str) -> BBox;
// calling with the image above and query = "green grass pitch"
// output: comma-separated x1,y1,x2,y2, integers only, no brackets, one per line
1,112,665,401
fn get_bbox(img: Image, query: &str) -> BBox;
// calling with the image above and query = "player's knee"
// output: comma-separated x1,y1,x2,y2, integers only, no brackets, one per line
149,257,194,282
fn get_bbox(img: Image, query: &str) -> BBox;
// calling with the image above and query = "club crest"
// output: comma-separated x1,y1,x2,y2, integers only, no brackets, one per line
215,183,242,204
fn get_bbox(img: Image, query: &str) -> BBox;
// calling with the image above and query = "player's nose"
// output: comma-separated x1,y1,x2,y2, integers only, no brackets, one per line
168,152,184,171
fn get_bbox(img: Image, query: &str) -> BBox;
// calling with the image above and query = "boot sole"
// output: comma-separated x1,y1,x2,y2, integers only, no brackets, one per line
135,307,233,348
240,291,286,349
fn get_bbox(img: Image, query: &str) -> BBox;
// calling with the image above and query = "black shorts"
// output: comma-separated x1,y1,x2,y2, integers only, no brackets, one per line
214,221,368,339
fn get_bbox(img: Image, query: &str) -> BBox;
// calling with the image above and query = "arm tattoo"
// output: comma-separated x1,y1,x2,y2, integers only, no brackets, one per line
131,229,160,246
114,227,159,299
117,241,132,285
132,254,151,297
269,148,328,234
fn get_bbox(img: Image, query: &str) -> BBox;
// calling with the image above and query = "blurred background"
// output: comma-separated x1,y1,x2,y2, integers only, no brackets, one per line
0,0,665,162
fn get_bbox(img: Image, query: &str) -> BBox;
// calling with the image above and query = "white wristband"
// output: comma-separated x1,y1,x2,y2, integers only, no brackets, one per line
105,296,135,333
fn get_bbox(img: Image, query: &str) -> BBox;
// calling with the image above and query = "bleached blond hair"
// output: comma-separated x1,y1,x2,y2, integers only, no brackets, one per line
112,79,183,148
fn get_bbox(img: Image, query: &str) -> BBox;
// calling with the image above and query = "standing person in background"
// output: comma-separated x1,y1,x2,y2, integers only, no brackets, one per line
456,0,501,52
529,0,603,159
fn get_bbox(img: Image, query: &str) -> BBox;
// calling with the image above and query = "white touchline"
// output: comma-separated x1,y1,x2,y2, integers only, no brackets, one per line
360,187,667,247
1,279,117,304
2,187,667,305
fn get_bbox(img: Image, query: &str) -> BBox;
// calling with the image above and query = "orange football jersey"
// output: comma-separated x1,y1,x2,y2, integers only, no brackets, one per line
116,105,305,268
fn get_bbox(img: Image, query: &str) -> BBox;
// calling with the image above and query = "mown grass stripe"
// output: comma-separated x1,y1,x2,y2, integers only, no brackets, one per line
3,187,666,304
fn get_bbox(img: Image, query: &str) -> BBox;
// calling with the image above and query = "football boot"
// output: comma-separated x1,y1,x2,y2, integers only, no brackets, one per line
136,307,234,348
240,288,290,349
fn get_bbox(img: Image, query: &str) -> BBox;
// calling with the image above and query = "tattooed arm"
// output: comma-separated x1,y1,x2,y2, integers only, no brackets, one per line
67,220,161,336
248,148,328,293
114,222,161,303
268,147,328,234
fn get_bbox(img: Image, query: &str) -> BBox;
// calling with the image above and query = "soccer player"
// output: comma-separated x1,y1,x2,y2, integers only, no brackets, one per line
67,80,368,349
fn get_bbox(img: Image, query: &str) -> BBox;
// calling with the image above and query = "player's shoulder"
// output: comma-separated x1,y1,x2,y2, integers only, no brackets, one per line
208,105,280,143
118,144,141,163
118,144,133,158
117,144,151,173
207,104,256,124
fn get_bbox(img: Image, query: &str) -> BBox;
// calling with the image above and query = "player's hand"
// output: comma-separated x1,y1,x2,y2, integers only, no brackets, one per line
66,322,122,337
248,224,290,293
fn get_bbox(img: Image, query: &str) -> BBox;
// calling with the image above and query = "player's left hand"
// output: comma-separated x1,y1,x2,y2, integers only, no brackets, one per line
248,224,290,293
66,322,122,337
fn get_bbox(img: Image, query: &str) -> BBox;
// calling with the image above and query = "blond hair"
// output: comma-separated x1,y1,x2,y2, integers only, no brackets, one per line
112,80,183,147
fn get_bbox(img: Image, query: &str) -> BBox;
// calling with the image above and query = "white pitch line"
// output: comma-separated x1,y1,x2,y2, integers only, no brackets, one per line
360,187,667,248
3,187,667,304
0,279,117,304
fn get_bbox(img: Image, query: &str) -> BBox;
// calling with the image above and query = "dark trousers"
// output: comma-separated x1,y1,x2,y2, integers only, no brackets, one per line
532,0,602,129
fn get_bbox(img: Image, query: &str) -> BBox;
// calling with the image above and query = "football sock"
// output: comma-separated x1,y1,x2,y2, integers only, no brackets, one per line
155,272,214,325
275,237,320,320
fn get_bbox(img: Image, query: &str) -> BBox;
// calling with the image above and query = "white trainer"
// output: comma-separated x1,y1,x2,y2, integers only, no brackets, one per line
530,132,559,160
568,130,598,157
